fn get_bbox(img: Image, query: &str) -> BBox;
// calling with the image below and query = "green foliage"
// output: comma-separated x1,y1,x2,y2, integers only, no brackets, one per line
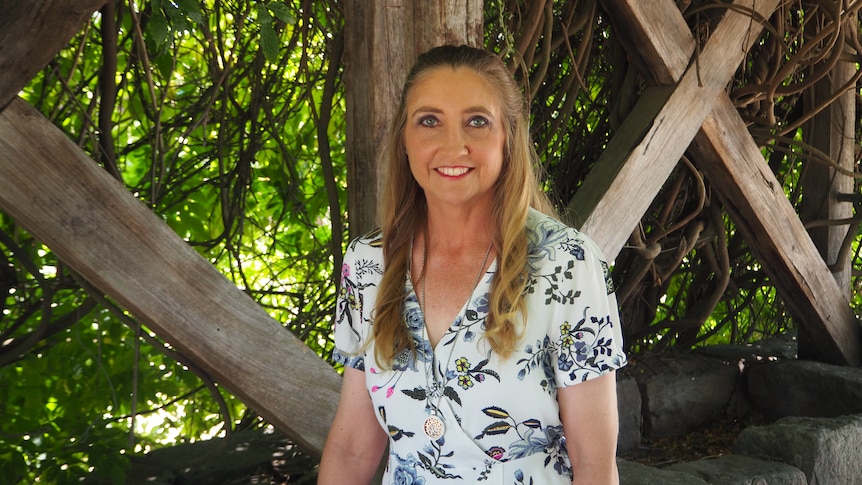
3,0,344,481
3,1,860,482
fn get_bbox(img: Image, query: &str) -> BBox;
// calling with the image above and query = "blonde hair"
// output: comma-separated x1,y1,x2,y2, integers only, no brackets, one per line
373,45,556,367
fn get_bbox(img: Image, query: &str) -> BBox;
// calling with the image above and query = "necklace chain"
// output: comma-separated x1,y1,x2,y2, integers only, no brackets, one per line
419,236,493,438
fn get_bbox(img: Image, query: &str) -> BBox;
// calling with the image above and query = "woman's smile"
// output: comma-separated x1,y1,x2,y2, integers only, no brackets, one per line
436,166,472,177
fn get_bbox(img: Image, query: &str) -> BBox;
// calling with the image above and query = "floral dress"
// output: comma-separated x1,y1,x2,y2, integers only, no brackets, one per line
333,209,627,484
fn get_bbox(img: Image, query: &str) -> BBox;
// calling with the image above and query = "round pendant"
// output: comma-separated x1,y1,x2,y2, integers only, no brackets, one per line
423,414,445,439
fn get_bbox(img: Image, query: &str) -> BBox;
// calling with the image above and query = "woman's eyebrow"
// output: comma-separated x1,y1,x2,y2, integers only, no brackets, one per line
410,106,442,117
410,106,494,117
463,106,494,116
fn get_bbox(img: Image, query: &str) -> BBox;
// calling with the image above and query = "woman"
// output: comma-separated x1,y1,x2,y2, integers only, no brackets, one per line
319,45,626,484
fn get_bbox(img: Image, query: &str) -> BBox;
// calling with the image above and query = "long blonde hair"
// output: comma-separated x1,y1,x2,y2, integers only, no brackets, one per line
373,45,556,367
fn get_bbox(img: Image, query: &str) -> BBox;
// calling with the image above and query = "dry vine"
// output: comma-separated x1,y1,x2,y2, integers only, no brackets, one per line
490,0,862,352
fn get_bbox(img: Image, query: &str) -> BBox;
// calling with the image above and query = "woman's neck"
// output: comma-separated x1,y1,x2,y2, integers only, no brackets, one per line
423,204,494,252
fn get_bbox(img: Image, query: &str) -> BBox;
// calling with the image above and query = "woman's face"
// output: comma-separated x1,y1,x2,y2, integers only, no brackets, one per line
403,66,505,213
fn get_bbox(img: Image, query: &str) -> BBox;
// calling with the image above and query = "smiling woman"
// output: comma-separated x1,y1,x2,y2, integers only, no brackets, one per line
318,45,627,485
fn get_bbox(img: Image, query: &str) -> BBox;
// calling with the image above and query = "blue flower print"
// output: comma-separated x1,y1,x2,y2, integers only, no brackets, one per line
473,293,491,314
564,240,585,261
573,341,591,363
525,220,571,272
392,465,425,485
557,353,573,372
332,211,625,485
404,298,424,333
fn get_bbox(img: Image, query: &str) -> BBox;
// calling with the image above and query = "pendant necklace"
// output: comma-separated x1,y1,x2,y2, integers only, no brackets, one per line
419,235,493,440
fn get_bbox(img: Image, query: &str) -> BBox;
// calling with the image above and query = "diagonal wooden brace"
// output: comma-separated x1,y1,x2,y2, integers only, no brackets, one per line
575,0,860,365
0,0,343,453
0,97,341,454
566,0,781,256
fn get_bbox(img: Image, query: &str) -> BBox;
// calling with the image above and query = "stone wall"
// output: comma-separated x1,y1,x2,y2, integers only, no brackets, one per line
616,333,862,484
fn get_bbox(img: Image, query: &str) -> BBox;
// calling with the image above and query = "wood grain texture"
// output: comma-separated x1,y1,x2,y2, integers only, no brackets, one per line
0,0,106,109
690,96,861,365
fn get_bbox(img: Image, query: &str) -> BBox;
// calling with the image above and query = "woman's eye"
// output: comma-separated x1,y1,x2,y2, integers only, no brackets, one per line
468,116,489,128
418,116,438,127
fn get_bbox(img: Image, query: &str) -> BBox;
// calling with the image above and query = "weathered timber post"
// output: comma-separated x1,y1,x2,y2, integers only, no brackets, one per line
799,15,858,296
342,1,483,238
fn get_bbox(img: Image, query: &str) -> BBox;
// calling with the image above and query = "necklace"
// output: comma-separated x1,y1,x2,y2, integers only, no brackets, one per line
419,236,493,440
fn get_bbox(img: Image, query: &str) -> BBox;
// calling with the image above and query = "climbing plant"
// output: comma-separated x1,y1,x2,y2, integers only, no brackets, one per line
1,0,860,482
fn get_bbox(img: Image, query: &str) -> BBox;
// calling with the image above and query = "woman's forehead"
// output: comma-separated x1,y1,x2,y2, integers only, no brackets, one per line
406,67,502,113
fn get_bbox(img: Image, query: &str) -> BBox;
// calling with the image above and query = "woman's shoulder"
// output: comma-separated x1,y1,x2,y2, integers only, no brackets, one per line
341,228,386,285
345,227,384,255
525,208,608,265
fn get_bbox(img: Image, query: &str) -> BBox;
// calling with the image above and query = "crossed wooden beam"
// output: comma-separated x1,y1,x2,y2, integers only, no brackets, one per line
0,0,340,456
570,0,860,366
0,0,859,463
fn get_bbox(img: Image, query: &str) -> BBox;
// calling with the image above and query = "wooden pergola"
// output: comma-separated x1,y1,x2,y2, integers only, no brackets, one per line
0,0,859,458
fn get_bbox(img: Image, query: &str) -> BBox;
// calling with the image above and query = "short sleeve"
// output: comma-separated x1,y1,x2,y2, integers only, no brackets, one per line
331,233,384,371
548,232,627,387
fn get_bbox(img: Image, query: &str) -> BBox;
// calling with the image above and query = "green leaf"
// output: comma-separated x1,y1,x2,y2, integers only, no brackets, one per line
175,0,203,24
400,387,427,400
267,2,295,24
256,3,273,23
523,418,542,428
260,22,279,62
146,8,170,50
443,386,462,406
474,421,512,439
0,449,28,483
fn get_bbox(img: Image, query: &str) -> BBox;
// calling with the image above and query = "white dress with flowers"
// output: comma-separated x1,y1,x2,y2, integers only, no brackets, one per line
333,209,627,484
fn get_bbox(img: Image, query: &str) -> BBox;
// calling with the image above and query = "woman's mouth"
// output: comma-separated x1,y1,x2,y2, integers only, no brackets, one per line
436,166,471,177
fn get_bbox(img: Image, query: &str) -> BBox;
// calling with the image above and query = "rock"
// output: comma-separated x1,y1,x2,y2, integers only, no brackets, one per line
618,458,709,484
665,454,807,485
122,427,316,485
734,414,862,485
617,373,643,453
746,360,862,419
630,353,740,438
695,332,797,367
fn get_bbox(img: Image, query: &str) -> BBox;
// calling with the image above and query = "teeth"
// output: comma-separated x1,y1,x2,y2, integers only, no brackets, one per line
438,167,470,176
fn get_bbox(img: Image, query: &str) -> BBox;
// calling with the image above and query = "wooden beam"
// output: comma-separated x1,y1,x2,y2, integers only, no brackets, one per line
690,96,861,365
0,97,341,454
592,0,695,85
0,0,106,109
799,47,857,291
593,0,861,365
566,0,781,259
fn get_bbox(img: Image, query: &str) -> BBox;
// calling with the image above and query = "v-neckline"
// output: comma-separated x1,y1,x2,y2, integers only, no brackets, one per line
407,259,497,352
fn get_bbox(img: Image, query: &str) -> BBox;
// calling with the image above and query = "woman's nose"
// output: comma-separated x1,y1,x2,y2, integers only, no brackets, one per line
441,127,469,155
